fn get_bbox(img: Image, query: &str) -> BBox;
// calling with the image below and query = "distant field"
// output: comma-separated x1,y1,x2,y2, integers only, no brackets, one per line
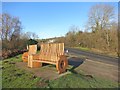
1,54,118,88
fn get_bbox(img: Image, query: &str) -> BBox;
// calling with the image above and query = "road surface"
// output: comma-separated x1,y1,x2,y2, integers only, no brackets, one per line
65,48,118,66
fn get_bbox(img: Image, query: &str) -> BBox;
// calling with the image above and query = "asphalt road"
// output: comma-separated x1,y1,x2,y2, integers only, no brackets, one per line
65,48,118,66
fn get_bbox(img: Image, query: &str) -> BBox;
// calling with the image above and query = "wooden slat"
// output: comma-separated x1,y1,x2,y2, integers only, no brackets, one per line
28,45,37,54
28,43,68,74
36,43,64,62
32,60,56,65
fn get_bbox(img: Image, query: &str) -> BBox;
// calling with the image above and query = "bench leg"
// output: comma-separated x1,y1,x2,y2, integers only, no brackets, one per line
28,55,42,68
32,62,42,68
28,55,32,68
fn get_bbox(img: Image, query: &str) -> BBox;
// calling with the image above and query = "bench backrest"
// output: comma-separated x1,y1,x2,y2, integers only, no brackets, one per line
39,43,64,62
28,45,37,54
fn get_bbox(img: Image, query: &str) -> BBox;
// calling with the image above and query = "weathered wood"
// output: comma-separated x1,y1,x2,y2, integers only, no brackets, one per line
22,45,37,62
29,43,68,74
22,52,28,62
28,55,42,68
56,55,68,74
32,60,56,65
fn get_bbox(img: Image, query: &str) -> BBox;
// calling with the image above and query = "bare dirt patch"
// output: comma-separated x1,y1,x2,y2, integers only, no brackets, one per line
15,62,70,80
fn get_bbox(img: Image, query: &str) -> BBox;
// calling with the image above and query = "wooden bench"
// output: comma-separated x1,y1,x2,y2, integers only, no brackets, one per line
22,45,37,62
28,43,68,74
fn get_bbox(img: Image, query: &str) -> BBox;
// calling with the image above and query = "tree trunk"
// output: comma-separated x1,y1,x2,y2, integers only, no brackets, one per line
106,30,110,48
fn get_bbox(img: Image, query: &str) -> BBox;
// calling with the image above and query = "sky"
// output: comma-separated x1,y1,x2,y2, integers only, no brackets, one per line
2,2,118,39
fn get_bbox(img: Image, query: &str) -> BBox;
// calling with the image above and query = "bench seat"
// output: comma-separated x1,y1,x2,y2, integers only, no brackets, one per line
28,43,68,74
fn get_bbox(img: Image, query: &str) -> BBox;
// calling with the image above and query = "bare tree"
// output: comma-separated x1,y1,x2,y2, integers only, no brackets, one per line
11,17,22,40
31,32,39,39
87,4,114,32
2,13,23,50
2,13,22,41
65,25,79,46
2,13,13,41
20,31,39,40
87,4,115,47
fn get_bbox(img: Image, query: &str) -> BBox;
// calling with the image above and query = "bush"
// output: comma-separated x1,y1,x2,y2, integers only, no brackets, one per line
27,39,38,45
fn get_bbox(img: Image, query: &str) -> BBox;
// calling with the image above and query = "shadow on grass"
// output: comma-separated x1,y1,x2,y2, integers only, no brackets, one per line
68,57,85,74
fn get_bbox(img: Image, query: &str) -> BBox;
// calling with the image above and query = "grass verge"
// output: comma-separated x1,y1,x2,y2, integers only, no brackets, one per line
1,54,118,88
73,47,118,58
74,47,90,51
2,55,41,88
49,72,118,88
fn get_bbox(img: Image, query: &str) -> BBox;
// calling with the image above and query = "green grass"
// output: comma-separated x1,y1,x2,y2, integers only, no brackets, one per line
73,46,117,57
1,54,118,88
49,73,118,88
74,47,90,51
2,55,41,88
